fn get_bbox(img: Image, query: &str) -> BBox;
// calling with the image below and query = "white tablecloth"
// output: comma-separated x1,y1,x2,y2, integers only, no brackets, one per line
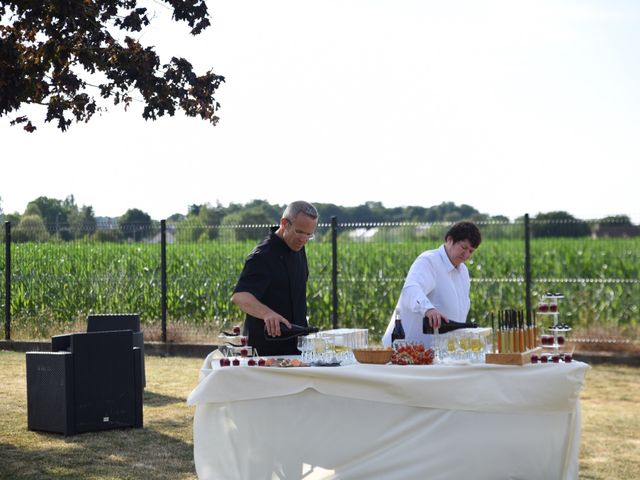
187,353,589,480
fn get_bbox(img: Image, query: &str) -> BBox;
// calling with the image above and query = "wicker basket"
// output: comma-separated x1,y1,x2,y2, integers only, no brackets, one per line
352,348,393,364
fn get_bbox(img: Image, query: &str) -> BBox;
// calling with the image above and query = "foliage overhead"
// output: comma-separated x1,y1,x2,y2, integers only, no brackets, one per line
0,0,224,132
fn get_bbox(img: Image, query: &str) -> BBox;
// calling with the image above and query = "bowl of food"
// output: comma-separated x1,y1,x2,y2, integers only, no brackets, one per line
352,347,393,364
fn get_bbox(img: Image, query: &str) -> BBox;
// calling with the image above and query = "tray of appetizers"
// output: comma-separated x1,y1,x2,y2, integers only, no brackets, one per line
263,358,309,368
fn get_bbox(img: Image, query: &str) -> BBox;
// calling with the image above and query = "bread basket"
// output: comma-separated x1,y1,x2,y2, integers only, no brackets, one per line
352,347,393,364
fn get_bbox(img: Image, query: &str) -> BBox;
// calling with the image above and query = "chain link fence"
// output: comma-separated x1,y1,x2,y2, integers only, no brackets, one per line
2,217,638,344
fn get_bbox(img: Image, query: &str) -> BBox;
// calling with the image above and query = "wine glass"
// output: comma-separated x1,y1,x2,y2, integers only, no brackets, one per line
310,335,326,364
321,335,336,364
458,332,472,361
333,335,350,363
297,336,307,361
470,332,483,363
446,335,458,361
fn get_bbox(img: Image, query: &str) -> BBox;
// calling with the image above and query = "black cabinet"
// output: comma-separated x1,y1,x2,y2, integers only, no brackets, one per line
26,330,143,436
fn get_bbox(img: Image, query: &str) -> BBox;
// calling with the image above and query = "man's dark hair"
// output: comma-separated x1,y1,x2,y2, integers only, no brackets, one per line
445,221,482,248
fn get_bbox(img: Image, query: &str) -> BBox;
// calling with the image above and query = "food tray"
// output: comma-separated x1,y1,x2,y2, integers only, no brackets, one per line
263,358,308,368
485,348,542,366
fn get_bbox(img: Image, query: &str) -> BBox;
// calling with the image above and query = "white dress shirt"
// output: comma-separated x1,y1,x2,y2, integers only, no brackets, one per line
381,244,471,347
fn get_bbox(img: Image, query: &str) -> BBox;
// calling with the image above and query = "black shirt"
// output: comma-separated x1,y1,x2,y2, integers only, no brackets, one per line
233,227,309,356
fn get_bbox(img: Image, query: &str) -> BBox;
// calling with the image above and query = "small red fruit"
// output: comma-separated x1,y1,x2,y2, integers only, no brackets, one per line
564,353,573,363
248,359,256,366
232,358,240,366
531,354,539,364
240,348,249,357
240,336,248,346
233,326,241,335
222,358,231,367
258,358,266,366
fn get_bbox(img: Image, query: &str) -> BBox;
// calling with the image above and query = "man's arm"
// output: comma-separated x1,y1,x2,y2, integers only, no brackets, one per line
230,291,292,337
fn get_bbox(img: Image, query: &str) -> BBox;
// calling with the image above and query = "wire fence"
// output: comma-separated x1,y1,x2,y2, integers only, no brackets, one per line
2,216,639,343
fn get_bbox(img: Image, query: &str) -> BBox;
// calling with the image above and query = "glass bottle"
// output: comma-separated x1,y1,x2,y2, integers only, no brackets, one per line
391,309,405,343
263,323,319,341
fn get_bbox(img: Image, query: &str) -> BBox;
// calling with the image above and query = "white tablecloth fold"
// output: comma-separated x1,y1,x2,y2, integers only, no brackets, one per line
187,352,589,414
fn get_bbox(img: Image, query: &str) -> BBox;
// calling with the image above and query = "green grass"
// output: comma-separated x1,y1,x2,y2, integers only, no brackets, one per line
0,351,638,479
0,351,200,480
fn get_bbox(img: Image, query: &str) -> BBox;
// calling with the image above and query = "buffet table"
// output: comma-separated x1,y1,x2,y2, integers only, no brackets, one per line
187,353,589,480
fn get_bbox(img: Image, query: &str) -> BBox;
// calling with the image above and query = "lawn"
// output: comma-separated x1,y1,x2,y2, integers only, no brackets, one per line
0,351,638,479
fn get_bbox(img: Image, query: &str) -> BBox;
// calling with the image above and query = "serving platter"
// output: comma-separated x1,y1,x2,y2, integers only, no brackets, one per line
263,358,309,368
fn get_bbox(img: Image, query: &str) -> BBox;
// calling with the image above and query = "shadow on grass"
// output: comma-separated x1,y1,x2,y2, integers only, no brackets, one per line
144,390,186,407
0,426,195,480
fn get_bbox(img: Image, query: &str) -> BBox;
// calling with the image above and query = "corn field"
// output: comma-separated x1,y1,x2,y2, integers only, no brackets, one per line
2,223,638,341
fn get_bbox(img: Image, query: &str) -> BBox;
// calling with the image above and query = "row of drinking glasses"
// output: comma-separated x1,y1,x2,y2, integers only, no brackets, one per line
297,334,340,364
435,332,488,363
298,329,369,364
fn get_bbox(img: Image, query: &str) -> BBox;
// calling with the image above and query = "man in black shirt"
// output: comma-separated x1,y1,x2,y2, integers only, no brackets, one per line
231,201,318,356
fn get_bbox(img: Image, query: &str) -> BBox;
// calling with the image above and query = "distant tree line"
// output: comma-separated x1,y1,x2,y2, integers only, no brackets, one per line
0,195,636,243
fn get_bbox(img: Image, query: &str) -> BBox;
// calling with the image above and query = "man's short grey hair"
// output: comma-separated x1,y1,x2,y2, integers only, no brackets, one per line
283,201,318,222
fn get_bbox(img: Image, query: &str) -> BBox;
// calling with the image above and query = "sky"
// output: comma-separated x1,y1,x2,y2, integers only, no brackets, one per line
1,0,639,223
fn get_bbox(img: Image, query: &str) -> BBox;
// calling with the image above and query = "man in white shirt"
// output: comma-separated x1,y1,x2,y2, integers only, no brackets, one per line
382,221,482,347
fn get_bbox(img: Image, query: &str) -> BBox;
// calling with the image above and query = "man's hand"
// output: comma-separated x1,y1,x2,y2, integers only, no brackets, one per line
425,308,449,329
231,291,292,337
263,312,292,337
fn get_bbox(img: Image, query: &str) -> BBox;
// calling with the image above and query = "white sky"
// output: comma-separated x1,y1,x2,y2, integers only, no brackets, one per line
1,0,639,222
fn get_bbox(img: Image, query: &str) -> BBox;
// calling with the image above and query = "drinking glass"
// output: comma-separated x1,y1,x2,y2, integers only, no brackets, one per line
470,332,483,363
458,332,472,361
311,336,326,363
446,335,458,361
333,335,350,363
321,335,337,364
297,336,311,363
434,333,448,363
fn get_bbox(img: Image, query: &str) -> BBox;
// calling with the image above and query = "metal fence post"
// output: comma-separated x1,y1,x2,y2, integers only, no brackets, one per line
161,220,167,343
4,221,11,341
524,213,532,324
331,216,338,329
